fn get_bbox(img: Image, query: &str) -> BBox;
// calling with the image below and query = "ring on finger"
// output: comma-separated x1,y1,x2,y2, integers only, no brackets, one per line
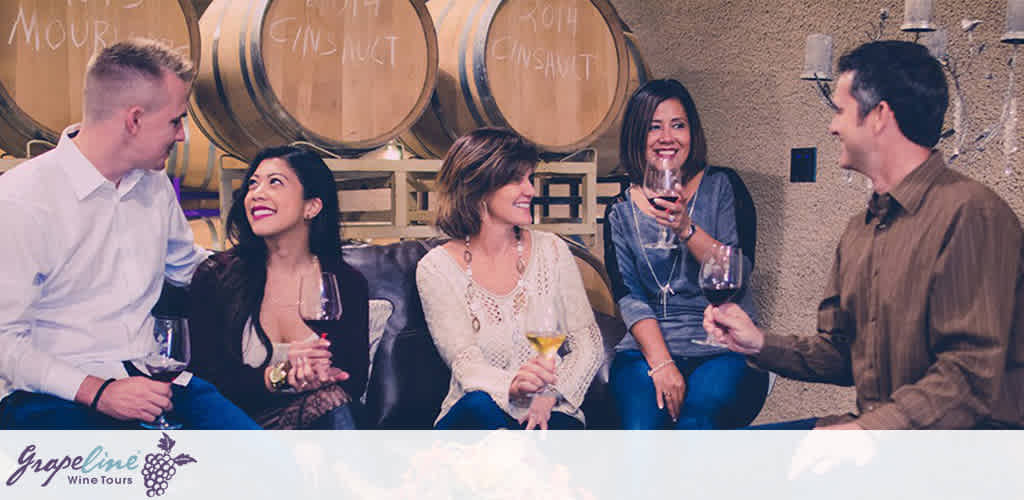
668,214,676,223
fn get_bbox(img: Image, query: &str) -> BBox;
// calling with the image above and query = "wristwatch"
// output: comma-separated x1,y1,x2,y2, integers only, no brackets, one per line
680,223,697,243
268,360,291,391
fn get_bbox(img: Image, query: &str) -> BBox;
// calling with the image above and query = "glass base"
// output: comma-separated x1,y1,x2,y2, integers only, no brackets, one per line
643,242,676,250
141,415,182,430
691,337,727,348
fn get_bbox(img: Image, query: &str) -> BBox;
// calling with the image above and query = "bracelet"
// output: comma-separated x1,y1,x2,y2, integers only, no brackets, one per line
647,360,674,377
680,223,697,244
90,378,116,411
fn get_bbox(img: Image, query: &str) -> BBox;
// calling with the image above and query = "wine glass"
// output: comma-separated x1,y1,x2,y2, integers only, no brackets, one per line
693,243,743,347
521,292,567,398
299,272,343,335
139,316,191,430
642,157,682,249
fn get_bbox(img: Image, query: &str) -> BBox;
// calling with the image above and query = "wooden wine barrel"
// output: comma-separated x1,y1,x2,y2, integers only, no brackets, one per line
165,116,246,191
590,30,650,177
561,234,616,318
188,216,227,251
190,0,439,161
400,0,630,158
0,1,199,157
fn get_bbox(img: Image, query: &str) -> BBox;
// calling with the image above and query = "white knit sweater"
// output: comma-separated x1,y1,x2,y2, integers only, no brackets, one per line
416,230,604,425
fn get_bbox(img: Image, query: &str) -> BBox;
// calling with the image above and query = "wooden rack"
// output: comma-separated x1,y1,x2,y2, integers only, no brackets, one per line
219,156,599,246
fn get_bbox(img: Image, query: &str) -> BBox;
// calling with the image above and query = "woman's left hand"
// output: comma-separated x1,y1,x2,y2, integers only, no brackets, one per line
519,395,557,430
651,183,692,237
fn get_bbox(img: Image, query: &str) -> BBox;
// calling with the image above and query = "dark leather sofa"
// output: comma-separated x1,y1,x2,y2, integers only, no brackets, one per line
342,237,627,429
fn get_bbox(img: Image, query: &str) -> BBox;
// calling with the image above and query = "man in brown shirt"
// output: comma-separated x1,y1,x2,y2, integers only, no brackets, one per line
704,40,1024,429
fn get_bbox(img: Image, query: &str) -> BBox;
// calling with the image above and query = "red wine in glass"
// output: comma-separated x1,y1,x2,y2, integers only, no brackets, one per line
138,316,190,429
647,195,680,210
642,158,682,249
299,272,343,335
145,355,188,382
694,244,744,346
302,320,336,334
701,285,740,306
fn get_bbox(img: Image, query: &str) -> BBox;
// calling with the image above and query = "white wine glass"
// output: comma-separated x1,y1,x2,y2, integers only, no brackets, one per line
642,157,682,249
139,316,191,430
693,243,743,347
522,292,567,398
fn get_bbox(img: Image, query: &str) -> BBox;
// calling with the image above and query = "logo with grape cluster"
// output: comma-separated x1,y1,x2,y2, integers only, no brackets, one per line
141,433,196,497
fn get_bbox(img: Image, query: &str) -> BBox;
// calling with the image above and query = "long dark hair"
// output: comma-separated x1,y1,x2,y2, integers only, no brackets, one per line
619,78,708,185
226,145,343,266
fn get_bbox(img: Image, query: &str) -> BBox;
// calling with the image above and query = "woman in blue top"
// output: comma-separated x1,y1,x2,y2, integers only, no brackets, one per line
603,79,769,429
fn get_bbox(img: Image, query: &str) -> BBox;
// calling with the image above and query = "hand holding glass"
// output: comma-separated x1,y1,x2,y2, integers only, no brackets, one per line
694,244,743,347
139,316,190,430
522,293,566,398
642,157,682,249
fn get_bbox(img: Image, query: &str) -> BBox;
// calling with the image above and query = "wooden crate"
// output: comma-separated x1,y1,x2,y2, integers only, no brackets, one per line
219,157,599,246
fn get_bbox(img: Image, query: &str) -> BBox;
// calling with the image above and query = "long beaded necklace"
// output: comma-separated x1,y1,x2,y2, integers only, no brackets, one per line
630,171,702,317
464,229,526,332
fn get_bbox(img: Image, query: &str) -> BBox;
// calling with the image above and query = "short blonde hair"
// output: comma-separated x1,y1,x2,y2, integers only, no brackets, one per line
435,128,540,239
83,38,194,121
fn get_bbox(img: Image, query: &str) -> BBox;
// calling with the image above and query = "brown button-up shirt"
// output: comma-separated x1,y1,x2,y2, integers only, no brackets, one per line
754,151,1024,429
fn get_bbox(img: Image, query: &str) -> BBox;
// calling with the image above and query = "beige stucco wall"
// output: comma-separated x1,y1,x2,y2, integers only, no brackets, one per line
611,0,1023,424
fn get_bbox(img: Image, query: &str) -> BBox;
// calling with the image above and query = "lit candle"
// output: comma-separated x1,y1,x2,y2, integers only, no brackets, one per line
1003,0,1024,43
901,0,936,32
800,34,833,81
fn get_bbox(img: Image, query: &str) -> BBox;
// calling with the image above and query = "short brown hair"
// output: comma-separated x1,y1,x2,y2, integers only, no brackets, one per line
435,128,540,239
83,38,195,121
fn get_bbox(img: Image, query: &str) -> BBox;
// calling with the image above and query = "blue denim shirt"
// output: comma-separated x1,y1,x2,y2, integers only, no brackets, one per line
605,166,758,357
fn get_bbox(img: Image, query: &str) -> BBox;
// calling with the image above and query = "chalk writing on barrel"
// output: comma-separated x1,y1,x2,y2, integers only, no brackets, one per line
6,3,187,54
491,35,595,81
267,16,399,67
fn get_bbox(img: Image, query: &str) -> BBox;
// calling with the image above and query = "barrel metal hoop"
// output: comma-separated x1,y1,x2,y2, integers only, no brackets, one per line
472,0,508,128
457,0,493,129
249,0,307,143
209,0,264,157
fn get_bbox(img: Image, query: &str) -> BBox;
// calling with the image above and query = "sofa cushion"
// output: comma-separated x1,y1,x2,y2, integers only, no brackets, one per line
343,236,626,429
343,239,449,428
360,299,394,404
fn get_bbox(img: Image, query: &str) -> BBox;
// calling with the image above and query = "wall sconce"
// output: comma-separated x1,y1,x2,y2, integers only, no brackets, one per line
800,34,837,111
802,0,1024,175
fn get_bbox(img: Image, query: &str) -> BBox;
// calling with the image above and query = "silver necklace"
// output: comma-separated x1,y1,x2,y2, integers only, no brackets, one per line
464,230,526,332
630,172,702,317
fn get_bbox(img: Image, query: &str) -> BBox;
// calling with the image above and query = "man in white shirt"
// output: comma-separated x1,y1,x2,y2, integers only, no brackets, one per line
0,39,259,429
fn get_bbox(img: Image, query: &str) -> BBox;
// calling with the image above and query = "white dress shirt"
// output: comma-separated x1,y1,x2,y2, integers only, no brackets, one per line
0,127,210,402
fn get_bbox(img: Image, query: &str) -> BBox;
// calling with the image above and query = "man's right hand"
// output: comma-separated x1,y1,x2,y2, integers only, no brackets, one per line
703,303,765,355
95,377,173,422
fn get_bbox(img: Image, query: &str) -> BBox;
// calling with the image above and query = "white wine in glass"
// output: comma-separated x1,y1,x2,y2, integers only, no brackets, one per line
522,292,567,397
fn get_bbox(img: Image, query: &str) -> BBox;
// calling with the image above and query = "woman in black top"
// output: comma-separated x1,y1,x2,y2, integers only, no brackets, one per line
189,146,368,429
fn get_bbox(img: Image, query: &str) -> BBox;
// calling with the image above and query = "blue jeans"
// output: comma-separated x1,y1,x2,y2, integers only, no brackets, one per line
309,403,358,430
610,350,768,429
0,375,261,430
435,391,584,430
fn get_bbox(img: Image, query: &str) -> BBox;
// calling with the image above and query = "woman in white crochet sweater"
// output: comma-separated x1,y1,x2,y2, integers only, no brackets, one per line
417,128,604,430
